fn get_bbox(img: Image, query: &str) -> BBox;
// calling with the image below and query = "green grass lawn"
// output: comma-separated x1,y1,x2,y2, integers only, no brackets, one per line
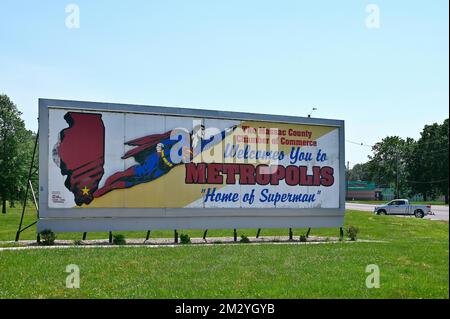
0,206,448,298
347,200,448,206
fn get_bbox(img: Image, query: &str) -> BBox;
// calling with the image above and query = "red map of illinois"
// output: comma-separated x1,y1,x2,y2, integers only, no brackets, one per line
55,112,105,206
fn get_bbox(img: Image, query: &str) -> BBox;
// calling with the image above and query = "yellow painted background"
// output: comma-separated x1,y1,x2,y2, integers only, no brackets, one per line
85,121,336,208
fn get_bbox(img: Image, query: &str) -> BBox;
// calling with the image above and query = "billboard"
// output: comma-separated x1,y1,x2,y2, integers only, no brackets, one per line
38,99,345,232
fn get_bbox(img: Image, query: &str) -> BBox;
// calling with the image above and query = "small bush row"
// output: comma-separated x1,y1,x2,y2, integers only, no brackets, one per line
37,226,360,246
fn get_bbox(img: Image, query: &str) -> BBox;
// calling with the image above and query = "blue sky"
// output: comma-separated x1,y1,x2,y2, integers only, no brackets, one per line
0,0,448,166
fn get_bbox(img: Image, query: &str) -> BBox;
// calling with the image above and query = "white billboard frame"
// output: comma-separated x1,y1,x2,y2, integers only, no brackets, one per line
37,99,345,233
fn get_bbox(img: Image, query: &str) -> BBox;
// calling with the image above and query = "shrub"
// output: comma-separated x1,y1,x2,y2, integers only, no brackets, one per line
299,235,307,242
40,229,56,246
346,226,359,241
240,235,250,243
180,233,191,244
112,234,126,245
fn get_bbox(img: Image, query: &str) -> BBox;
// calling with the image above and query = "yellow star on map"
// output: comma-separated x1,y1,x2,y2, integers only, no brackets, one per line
81,186,90,196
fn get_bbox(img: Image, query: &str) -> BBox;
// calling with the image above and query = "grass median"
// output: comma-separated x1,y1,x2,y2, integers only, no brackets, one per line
0,207,448,298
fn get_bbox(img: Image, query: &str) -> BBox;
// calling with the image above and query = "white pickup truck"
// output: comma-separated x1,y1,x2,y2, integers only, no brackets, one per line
374,199,433,218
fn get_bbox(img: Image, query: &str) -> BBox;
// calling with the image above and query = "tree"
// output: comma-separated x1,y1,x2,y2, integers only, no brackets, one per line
348,118,448,202
14,129,38,205
408,119,449,203
367,136,416,198
437,119,449,204
0,95,29,214
347,162,372,181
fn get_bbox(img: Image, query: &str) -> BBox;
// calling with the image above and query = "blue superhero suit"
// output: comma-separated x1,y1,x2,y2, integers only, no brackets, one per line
94,127,234,197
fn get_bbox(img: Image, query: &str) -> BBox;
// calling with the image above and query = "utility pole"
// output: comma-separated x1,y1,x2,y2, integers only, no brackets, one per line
395,151,399,199
346,161,350,200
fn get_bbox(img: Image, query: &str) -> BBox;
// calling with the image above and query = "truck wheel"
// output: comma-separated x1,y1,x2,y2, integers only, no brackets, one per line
377,210,387,215
414,210,424,218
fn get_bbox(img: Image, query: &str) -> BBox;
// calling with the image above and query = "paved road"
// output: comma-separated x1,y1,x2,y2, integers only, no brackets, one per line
345,203,449,221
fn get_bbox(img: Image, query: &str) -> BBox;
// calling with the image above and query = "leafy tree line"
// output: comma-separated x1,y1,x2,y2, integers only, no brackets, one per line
1,93,448,212
0,95,38,214
347,119,449,203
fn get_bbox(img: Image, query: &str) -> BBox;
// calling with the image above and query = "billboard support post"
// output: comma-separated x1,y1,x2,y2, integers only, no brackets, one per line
256,229,261,238
306,228,312,238
29,180,39,211
202,229,208,240
15,132,39,242
145,230,151,241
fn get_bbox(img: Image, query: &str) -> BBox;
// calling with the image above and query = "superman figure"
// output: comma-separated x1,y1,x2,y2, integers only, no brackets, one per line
93,125,235,198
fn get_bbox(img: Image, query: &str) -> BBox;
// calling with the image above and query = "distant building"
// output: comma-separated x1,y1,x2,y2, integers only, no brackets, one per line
346,181,376,200
347,181,443,202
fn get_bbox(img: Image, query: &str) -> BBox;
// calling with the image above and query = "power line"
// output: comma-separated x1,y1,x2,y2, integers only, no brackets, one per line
411,151,449,160
347,136,449,149
345,139,373,148
416,148,449,154
406,179,449,184
416,139,449,146
346,139,448,156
